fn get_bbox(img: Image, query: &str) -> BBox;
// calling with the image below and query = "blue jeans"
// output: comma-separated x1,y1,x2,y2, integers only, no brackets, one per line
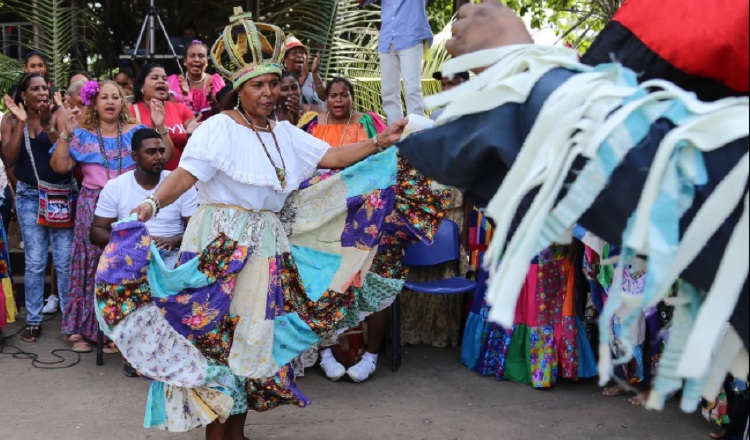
16,181,74,326
159,248,180,270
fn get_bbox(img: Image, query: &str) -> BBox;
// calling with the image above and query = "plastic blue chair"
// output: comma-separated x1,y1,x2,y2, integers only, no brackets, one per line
391,219,476,371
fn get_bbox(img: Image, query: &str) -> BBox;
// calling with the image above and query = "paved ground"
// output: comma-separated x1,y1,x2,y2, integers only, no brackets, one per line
1,313,713,440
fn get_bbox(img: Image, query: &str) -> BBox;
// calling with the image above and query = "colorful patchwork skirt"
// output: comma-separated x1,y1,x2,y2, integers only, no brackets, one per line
0,213,16,328
94,150,449,432
475,245,597,388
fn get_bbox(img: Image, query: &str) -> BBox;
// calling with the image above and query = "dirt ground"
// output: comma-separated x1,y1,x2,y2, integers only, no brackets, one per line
0,314,713,440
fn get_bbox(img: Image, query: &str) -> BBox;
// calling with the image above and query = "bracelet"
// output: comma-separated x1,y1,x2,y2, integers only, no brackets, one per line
155,127,169,136
59,131,73,142
142,198,158,219
372,135,384,153
44,125,56,134
146,194,161,213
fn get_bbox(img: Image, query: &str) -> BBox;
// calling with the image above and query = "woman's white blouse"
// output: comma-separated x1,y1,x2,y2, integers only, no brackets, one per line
180,114,330,212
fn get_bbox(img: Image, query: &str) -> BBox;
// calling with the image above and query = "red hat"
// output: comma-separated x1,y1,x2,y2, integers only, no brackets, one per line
286,35,305,51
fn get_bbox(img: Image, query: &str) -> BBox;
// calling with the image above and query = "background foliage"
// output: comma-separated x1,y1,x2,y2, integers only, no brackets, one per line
1,0,620,112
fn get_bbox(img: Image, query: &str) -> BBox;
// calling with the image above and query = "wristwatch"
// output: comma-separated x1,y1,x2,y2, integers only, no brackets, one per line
372,135,384,153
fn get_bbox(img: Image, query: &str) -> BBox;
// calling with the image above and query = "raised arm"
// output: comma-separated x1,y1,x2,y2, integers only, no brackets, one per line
149,99,176,163
317,119,407,169
131,167,198,222
49,107,80,173
1,95,27,167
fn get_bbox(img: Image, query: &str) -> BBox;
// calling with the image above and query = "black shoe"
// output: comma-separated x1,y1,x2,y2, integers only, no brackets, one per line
123,362,140,378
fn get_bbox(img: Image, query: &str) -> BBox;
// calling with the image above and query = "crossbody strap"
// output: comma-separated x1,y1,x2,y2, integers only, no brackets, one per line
22,124,43,185
23,124,75,187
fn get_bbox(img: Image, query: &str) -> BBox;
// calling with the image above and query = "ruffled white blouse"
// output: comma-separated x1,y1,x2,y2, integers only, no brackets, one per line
180,114,329,212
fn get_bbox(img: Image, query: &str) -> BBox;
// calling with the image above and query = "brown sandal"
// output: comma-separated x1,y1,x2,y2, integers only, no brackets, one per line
103,341,119,354
66,334,83,344
71,340,93,353
20,325,41,343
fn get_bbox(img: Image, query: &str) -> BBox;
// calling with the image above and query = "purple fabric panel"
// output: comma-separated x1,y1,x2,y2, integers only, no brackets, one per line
266,255,285,320
96,220,151,284
156,281,232,338
341,187,397,249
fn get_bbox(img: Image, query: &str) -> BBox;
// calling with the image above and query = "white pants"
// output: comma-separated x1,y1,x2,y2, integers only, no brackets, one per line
380,43,425,124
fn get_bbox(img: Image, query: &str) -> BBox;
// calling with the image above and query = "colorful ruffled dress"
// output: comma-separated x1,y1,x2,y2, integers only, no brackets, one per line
94,114,449,431
473,245,597,388
0,167,16,329
577,227,667,388
57,125,145,340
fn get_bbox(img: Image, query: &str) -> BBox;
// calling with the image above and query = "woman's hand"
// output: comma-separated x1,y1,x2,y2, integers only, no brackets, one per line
446,0,533,58
178,75,190,95
378,118,408,147
4,95,28,122
185,118,201,135
38,100,52,126
64,107,82,134
311,52,321,74
132,202,155,222
150,99,166,128
53,91,65,108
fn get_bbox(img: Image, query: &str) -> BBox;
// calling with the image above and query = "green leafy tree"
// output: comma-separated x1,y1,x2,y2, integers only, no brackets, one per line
0,0,100,103
504,0,621,49
260,0,452,114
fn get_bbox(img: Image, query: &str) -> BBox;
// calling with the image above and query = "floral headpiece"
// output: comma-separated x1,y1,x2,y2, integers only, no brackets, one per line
80,80,100,106
210,7,286,90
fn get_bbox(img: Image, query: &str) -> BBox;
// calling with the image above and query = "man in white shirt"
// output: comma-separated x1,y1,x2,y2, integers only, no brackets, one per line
91,128,198,269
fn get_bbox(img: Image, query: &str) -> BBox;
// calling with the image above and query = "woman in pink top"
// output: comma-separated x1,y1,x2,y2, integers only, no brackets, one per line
129,64,200,171
168,41,225,119
50,80,172,351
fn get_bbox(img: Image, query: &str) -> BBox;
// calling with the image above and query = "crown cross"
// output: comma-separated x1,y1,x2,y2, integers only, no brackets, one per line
211,7,287,89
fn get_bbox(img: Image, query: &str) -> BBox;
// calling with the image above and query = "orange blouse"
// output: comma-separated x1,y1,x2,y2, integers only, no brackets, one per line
309,123,369,148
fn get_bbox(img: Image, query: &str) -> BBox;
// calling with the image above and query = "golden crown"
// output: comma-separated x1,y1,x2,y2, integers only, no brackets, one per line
210,7,287,89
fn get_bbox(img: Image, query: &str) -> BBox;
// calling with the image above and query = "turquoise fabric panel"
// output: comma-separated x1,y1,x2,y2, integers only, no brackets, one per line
143,381,166,429
273,312,320,368
148,243,210,299
290,245,342,301
341,148,398,198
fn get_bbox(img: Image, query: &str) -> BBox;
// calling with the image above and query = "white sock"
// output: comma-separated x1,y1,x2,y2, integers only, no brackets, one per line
320,348,336,362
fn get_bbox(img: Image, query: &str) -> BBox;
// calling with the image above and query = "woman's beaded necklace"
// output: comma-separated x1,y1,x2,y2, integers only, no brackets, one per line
186,72,208,88
237,106,287,188
322,111,353,147
95,120,123,177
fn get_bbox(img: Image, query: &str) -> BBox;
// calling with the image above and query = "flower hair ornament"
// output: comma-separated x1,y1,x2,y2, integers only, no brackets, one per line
80,80,100,106
210,7,286,90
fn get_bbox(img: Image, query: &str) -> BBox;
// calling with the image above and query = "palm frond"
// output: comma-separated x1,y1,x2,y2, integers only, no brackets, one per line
1,0,101,85
264,0,452,115
0,54,24,101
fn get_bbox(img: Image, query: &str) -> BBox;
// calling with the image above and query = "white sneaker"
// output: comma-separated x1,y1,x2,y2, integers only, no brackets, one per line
346,352,377,383
319,349,346,381
42,295,59,314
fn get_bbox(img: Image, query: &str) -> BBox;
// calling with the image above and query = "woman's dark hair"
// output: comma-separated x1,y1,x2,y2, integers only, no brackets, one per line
24,51,47,67
216,84,237,111
133,63,165,103
68,70,93,84
326,77,355,103
280,70,300,84
23,51,50,82
14,72,46,105
186,40,209,54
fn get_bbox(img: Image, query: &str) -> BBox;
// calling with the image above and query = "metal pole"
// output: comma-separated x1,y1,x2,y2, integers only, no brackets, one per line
148,0,156,56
